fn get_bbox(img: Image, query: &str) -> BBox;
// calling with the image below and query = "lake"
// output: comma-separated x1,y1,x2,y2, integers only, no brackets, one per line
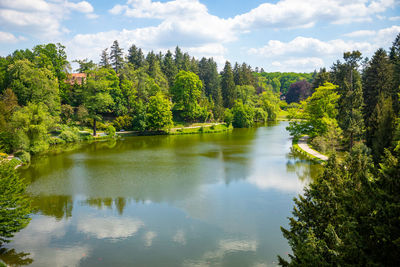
0,122,321,267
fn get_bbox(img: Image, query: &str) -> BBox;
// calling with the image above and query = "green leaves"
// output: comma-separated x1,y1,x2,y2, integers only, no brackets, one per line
0,161,31,245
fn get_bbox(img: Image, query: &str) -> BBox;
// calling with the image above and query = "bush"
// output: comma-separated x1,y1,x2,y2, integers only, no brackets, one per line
59,129,80,143
224,109,233,126
14,150,30,164
113,115,133,131
105,125,116,136
48,137,65,145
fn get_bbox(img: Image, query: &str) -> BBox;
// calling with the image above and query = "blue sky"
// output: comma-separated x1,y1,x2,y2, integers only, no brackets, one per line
0,0,399,72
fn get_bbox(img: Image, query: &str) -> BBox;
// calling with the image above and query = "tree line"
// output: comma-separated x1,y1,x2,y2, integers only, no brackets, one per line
280,33,400,265
0,41,285,158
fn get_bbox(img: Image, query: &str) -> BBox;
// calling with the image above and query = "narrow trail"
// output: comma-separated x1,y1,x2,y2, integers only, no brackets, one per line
298,136,329,161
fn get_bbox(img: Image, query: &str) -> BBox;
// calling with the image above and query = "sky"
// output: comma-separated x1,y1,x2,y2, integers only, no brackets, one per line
0,0,400,72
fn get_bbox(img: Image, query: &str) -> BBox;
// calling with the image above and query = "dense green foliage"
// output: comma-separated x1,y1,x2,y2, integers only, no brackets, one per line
0,41,282,160
281,34,400,265
0,161,31,245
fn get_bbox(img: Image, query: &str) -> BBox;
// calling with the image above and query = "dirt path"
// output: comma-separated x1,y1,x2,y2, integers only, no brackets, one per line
170,123,221,131
298,136,329,161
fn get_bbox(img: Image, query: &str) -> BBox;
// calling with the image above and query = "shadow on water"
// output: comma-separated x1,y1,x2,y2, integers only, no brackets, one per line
0,247,33,266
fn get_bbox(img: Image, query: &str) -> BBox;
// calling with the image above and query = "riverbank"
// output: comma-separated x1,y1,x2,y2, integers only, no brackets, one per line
6,122,231,168
292,135,328,162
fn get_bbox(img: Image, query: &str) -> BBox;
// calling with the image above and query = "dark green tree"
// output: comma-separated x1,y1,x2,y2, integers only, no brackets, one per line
110,40,124,73
127,44,145,70
99,48,111,68
0,161,31,245
311,68,330,91
362,48,394,157
331,51,365,149
389,33,400,113
162,50,178,87
221,61,236,108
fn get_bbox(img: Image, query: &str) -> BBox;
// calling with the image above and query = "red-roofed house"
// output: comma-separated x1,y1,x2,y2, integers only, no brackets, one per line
65,73,87,85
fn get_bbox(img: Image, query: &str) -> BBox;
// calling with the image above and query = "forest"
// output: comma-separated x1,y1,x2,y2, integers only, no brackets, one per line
0,31,399,266
279,34,400,265
0,41,306,162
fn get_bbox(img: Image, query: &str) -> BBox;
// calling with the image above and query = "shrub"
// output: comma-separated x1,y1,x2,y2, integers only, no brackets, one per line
59,129,79,143
105,125,116,136
113,115,133,131
14,150,30,164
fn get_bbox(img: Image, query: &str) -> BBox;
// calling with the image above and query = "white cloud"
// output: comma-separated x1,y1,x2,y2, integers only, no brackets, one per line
249,37,374,58
77,216,144,239
344,30,376,38
249,25,400,71
0,31,25,43
184,238,258,265
111,0,396,33
86,13,99,19
389,16,400,21
0,0,96,38
143,231,157,247
172,229,186,245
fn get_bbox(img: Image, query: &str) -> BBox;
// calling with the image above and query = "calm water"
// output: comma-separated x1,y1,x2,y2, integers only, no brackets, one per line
1,122,321,267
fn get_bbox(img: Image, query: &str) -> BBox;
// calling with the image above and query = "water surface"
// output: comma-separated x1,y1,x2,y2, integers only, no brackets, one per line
1,122,320,266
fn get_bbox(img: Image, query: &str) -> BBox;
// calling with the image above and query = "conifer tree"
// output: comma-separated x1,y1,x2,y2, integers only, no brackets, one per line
110,40,124,73
331,51,365,149
99,48,111,68
389,33,400,114
127,44,145,70
362,48,394,156
221,61,236,108
162,50,178,87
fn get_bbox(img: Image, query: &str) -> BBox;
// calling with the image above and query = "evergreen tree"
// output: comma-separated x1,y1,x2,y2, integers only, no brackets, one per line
110,40,124,73
127,44,144,69
162,50,177,87
99,48,111,68
311,68,330,91
331,51,365,149
221,61,236,108
362,48,394,156
146,51,157,78
0,161,31,245
389,33,400,114
174,46,184,71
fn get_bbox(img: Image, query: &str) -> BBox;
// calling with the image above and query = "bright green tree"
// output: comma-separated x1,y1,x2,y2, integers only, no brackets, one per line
287,83,341,139
83,68,115,135
231,100,254,128
0,161,31,245
171,70,204,121
146,92,173,131
11,103,54,154
8,59,60,115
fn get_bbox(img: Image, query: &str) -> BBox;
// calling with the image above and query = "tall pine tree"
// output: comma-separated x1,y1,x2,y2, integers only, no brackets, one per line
221,61,236,108
127,44,144,70
110,40,124,73
99,48,110,68
362,48,394,159
331,51,365,149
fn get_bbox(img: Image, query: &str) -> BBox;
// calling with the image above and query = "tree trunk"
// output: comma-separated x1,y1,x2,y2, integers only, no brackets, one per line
93,118,97,136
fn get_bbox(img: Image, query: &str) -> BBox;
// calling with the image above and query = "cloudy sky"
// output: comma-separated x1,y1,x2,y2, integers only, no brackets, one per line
0,0,399,72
